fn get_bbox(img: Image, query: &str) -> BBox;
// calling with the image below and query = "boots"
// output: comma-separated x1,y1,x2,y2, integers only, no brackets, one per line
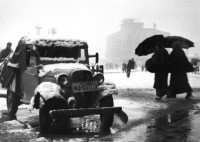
167,93,176,98
185,92,193,99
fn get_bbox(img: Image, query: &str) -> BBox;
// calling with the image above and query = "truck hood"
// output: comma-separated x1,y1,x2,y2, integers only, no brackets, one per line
39,63,89,77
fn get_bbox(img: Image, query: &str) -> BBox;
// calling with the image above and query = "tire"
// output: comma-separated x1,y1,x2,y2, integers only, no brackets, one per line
39,102,51,134
39,97,69,134
7,89,19,116
99,95,114,131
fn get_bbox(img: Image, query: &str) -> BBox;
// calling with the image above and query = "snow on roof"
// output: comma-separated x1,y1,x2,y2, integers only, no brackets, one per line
20,35,88,48
40,57,86,61
39,63,89,77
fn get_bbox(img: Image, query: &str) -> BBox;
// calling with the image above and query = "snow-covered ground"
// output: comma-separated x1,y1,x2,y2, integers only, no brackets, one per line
105,71,153,89
104,70,200,89
0,71,200,141
0,98,7,111
104,71,200,125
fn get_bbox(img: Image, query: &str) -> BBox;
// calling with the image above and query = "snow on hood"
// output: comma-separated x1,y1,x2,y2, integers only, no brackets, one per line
39,63,89,77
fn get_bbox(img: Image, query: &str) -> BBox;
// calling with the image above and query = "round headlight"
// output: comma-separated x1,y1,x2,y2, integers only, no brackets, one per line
94,73,104,85
56,74,69,87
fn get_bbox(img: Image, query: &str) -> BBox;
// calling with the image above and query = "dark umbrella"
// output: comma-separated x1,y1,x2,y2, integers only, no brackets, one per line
135,35,194,56
135,35,166,56
164,36,194,49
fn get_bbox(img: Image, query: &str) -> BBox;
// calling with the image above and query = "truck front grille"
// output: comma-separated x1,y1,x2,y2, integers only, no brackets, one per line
71,70,93,83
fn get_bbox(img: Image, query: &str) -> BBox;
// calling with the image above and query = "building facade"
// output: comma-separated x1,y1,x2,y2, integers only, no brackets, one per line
105,19,170,67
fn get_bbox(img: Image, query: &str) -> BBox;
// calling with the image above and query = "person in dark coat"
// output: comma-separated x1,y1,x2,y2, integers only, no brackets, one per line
168,41,194,99
126,58,135,77
122,62,127,73
0,42,13,62
127,58,135,70
152,45,170,100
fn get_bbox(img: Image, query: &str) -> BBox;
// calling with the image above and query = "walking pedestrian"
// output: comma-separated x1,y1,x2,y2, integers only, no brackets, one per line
122,62,127,73
168,41,194,99
126,58,135,78
152,45,170,100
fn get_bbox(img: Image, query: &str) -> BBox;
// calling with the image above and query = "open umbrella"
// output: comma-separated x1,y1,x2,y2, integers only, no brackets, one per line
135,35,194,56
135,35,166,56
164,36,194,49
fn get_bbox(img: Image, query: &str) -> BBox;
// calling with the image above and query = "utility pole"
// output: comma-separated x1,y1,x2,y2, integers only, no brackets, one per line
48,28,57,35
35,25,42,35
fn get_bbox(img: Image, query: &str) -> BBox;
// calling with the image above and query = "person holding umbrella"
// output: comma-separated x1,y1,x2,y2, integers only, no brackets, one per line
135,35,170,100
135,34,194,100
151,42,170,100
168,41,194,99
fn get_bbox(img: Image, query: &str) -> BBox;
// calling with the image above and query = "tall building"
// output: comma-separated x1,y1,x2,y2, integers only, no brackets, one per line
105,19,170,66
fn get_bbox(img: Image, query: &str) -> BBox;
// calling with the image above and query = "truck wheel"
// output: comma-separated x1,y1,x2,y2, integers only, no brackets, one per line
99,95,114,132
39,103,51,134
7,89,18,116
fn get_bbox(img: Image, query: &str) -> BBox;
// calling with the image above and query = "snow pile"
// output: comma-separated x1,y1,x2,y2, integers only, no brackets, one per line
54,40,86,47
28,82,62,111
8,129,33,134
34,82,61,100
1,120,37,140
4,120,25,129
29,137,49,142
39,63,88,77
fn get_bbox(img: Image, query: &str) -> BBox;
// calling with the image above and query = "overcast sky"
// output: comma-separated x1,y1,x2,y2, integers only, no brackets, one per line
0,0,199,57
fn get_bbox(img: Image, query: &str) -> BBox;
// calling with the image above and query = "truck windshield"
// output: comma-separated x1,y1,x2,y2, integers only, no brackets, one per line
37,46,86,60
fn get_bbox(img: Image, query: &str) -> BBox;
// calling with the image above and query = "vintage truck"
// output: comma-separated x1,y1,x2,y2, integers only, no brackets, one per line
1,36,122,134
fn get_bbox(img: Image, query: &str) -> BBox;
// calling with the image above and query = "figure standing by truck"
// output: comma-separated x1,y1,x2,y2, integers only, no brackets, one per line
0,42,13,62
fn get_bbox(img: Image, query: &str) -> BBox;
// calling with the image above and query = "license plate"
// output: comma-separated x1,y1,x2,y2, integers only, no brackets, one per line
72,81,98,93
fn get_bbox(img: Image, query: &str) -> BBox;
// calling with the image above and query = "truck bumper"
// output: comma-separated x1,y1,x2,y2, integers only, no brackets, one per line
49,107,122,118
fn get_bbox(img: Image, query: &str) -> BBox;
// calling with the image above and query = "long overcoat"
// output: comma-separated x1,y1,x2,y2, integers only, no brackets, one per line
168,48,193,94
152,47,169,90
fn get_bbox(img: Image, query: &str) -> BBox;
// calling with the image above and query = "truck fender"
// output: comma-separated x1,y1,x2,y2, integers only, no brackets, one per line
93,82,118,107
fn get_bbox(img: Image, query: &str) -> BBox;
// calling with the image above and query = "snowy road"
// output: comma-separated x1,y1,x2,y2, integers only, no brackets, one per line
0,71,200,141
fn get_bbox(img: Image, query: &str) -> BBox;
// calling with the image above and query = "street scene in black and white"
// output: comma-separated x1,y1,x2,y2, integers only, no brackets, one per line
0,0,200,142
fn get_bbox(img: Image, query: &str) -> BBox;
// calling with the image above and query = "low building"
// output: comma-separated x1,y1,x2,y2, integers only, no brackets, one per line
105,19,170,68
